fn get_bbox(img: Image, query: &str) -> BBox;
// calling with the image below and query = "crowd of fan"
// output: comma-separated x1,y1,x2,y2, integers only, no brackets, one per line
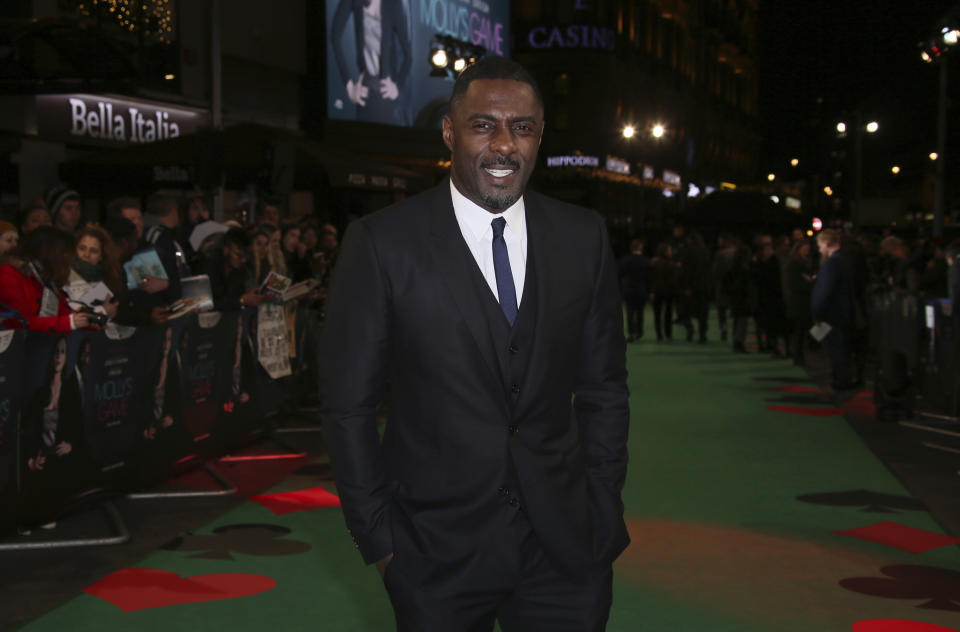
4,185,959,402
0,186,340,333
618,224,960,395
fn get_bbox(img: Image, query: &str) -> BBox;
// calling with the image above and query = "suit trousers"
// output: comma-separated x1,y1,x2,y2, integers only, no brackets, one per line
382,504,613,632
823,325,854,389
623,297,646,340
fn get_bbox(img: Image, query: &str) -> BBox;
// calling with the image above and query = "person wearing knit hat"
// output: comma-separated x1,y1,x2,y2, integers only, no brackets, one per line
0,220,17,255
44,185,83,233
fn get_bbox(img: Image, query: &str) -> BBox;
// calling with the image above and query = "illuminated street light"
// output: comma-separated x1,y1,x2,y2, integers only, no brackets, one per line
823,186,834,196
866,121,879,133
922,50,933,62
622,125,636,139
651,123,665,138
891,165,901,174
944,27,960,45
790,158,799,167
930,152,939,161
453,57,467,73
767,173,776,182
836,122,847,134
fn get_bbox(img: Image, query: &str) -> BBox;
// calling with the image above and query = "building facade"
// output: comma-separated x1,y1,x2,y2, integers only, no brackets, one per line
0,0,763,236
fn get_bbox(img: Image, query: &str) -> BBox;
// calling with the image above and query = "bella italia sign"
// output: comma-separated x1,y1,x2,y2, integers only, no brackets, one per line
36,94,208,146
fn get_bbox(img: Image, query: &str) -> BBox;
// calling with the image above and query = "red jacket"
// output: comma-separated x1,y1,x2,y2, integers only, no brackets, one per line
0,263,73,333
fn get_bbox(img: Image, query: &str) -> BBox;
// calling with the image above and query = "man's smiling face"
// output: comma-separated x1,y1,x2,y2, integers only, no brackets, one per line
443,78,543,213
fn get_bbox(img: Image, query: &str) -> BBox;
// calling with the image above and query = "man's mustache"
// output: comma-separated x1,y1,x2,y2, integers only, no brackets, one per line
481,157,520,169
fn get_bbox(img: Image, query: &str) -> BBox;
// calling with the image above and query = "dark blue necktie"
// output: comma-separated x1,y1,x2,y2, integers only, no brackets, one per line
491,217,518,325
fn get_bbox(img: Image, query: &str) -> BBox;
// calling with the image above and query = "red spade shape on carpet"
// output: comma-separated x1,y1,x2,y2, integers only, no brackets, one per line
767,405,845,417
249,486,341,515
852,620,960,631
834,521,960,554
84,568,276,612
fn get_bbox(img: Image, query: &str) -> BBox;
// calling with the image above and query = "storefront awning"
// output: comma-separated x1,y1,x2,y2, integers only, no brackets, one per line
60,123,431,193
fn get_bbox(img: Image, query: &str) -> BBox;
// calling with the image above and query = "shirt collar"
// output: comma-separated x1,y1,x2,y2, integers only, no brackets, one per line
450,179,525,242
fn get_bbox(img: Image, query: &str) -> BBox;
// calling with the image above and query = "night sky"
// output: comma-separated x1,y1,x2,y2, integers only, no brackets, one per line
758,0,957,183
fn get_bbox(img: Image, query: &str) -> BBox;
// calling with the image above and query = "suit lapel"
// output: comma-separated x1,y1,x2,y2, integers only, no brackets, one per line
427,184,506,393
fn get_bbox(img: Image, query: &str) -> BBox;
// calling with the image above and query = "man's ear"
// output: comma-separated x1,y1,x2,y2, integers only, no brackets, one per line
441,115,454,152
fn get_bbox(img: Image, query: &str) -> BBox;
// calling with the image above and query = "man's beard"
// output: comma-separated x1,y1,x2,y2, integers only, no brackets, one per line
479,156,522,211
480,188,521,211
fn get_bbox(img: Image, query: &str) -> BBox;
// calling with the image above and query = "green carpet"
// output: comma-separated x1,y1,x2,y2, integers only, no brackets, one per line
17,317,960,631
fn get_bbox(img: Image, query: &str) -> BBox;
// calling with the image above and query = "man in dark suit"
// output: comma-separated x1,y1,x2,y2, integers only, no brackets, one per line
618,238,651,342
320,56,630,631
330,0,412,125
812,229,857,393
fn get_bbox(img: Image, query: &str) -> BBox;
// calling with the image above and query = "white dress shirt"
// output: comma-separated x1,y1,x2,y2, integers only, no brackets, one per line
450,180,527,305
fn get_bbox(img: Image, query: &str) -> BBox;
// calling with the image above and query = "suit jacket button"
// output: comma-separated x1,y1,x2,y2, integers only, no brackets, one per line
509,497,519,507
498,486,509,496
508,344,519,354
508,425,518,435
510,384,520,394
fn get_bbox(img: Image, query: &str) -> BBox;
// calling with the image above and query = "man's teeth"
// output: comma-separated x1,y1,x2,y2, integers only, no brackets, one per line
486,168,514,177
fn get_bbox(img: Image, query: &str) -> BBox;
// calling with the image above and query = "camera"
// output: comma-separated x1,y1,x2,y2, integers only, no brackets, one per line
86,311,109,327
72,305,109,327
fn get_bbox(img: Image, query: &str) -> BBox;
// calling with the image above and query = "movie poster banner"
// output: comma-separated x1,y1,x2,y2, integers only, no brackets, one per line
325,0,511,128
178,312,225,452
0,331,24,533
81,324,156,488
19,332,103,524
4,311,280,530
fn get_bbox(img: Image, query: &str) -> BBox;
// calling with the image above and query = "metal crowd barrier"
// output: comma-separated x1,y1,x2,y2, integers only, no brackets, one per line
0,302,322,543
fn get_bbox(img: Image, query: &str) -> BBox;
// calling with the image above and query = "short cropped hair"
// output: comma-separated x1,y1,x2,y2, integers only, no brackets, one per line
449,56,543,113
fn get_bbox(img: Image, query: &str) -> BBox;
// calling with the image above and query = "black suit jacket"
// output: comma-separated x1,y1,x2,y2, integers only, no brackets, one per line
331,0,411,85
320,182,630,580
812,250,854,328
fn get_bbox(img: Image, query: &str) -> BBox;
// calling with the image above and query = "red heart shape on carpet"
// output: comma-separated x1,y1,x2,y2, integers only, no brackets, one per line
249,486,341,515
84,568,276,612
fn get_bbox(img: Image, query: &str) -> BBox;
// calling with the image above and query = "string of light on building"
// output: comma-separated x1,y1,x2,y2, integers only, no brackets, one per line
74,0,175,43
